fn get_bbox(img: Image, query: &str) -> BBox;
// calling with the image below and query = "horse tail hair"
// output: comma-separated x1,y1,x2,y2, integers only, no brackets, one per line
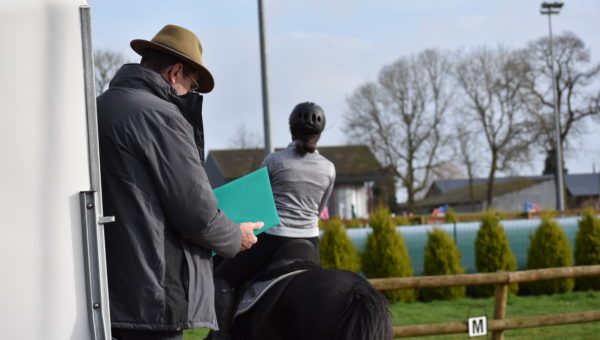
335,277,393,340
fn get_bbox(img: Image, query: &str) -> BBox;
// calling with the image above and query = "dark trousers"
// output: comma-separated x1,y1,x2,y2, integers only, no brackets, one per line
214,233,319,287
111,328,183,340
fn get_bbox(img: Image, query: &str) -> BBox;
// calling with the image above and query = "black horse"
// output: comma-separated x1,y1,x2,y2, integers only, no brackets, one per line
229,241,393,340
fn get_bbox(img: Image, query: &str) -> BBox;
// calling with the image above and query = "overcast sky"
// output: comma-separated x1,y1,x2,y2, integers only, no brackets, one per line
88,0,600,178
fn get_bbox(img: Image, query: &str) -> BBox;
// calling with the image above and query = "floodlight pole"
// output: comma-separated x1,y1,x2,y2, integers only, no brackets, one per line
258,0,273,156
540,2,565,212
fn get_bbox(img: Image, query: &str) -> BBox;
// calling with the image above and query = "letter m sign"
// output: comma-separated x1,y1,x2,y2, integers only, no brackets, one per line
468,316,487,337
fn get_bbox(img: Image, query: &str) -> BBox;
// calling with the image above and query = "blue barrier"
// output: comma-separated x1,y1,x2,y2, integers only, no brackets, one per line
346,216,580,276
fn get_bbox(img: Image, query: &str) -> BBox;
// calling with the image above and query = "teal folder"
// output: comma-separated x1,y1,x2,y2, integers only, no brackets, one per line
213,167,280,235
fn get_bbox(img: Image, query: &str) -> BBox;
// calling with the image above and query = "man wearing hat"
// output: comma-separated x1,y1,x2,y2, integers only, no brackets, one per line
97,25,262,340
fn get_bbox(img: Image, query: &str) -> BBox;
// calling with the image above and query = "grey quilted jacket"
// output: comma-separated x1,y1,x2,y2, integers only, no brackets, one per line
97,64,240,331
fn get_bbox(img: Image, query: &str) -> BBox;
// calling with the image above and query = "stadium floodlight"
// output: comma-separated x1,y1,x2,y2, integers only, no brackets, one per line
540,2,565,211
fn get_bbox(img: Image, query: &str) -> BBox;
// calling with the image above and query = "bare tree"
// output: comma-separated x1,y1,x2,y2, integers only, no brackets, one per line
94,48,128,95
345,49,453,212
453,122,482,211
455,47,534,208
524,32,600,173
228,124,263,149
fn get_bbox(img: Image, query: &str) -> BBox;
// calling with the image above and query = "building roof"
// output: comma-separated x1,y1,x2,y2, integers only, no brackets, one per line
207,145,385,183
318,145,385,182
208,148,264,180
428,173,600,198
564,173,600,196
418,178,547,207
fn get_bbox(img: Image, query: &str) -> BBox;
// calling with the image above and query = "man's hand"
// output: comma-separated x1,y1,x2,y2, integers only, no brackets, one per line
239,222,263,251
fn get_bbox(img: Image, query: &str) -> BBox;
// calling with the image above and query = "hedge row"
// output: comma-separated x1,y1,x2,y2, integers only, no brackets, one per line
319,208,600,302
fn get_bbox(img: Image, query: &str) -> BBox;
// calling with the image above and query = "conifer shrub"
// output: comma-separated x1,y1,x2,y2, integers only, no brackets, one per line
445,207,458,223
363,207,416,302
345,218,365,229
575,209,600,290
527,213,574,295
318,219,330,229
474,210,518,297
393,216,411,226
319,217,361,273
421,227,465,301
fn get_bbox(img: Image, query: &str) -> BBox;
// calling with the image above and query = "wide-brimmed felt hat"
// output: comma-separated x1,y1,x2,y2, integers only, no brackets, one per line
131,24,214,93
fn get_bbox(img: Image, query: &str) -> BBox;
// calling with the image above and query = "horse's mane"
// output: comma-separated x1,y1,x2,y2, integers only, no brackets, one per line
334,274,393,340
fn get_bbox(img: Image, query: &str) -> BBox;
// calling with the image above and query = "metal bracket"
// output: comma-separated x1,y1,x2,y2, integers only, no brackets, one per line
80,191,113,340
98,216,116,224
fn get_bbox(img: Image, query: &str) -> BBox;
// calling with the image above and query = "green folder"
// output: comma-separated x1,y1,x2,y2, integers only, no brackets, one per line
213,167,280,235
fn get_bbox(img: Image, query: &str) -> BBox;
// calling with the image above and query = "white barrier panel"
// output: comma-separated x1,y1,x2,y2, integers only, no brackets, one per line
0,0,93,339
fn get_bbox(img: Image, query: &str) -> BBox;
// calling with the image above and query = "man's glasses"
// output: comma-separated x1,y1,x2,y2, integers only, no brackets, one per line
189,76,200,92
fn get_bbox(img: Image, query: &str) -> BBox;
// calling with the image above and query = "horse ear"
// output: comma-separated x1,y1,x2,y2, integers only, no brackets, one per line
272,239,319,263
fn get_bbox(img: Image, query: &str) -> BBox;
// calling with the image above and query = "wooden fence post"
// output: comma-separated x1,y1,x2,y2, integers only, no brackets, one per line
370,266,600,339
492,284,508,340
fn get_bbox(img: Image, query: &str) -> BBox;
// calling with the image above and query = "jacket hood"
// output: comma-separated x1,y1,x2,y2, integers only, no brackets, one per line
110,63,174,100
109,64,206,161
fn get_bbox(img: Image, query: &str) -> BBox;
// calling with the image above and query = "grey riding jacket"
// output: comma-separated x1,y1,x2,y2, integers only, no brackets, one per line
262,142,336,238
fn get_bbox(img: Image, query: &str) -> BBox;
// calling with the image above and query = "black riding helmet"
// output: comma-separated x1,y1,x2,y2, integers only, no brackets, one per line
289,102,326,135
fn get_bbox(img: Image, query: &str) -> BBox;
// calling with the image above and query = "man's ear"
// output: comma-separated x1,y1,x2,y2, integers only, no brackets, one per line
162,64,182,85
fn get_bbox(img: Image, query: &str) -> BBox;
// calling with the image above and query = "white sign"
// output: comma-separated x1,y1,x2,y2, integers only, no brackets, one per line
468,316,487,337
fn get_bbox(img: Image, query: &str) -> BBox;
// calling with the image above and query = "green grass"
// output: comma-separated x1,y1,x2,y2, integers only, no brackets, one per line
183,328,209,340
184,290,600,339
391,290,600,339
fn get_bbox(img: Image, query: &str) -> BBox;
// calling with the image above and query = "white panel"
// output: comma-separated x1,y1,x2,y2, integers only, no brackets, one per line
335,186,351,219
335,185,370,219
0,1,92,339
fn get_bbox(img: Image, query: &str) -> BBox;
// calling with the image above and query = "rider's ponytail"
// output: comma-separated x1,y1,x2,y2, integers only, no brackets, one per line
293,134,320,156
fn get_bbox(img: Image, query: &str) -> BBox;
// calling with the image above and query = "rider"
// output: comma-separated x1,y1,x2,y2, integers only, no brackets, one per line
209,102,336,340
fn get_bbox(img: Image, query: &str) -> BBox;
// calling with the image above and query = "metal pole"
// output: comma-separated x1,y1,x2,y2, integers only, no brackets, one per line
258,0,273,156
541,2,565,212
546,10,565,211
80,6,114,339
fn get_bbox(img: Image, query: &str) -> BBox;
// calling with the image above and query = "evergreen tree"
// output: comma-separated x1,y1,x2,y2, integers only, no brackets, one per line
363,207,416,302
445,207,458,223
422,227,466,301
527,214,574,295
319,217,361,273
475,210,518,296
575,209,600,290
